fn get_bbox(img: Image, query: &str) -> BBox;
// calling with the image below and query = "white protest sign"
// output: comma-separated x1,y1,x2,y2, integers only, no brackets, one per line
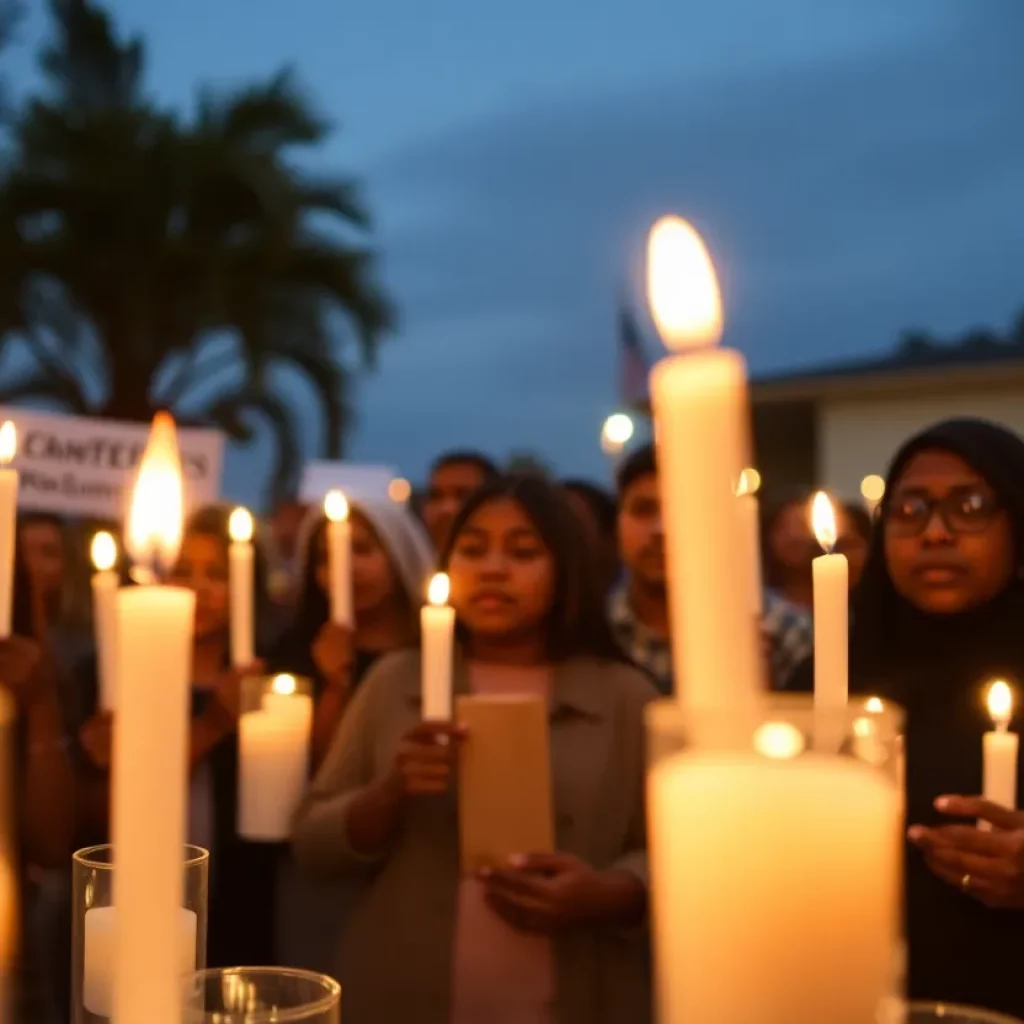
300,461,399,504
0,407,225,521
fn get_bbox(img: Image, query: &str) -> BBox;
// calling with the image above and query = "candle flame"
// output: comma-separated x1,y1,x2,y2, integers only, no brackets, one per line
271,673,297,697
0,422,16,465
228,507,254,543
427,572,450,607
125,412,184,581
865,696,885,714
753,721,805,760
388,478,412,503
736,468,761,498
987,679,1013,728
90,531,117,573
811,491,838,553
646,215,723,352
324,490,348,523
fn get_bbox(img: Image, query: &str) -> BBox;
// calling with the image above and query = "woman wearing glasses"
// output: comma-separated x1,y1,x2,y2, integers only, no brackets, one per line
851,418,1024,1018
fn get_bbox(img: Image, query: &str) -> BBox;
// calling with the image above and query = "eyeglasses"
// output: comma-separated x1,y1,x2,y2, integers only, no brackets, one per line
885,488,1002,538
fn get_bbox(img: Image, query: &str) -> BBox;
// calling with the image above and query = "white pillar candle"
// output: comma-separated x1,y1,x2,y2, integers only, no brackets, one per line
646,217,761,720
83,905,197,1018
238,675,313,841
323,490,353,627
649,747,900,1023
0,422,18,639
228,507,255,668
112,412,195,1024
737,468,763,617
421,573,455,720
981,679,1018,830
90,531,120,712
811,492,849,751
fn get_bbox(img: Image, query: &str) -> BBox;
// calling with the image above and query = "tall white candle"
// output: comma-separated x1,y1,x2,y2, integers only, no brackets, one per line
811,492,849,751
737,468,763,617
90,531,120,712
0,422,18,639
421,572,455,720
228,507,255,668
981,679,1018,830
238,675,313,841
112,412,195,1024
323,490,353,627
646,217,761,718
649,747,900,1023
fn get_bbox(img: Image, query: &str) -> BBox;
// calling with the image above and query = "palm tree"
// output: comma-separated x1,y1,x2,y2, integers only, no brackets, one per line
0,0,392,497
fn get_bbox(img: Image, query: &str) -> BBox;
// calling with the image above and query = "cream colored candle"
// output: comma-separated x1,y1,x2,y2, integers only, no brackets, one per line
91,531,120,711
649,747,900,1023
83,905,197,1018
112,412,196,1024
981,680,1017,829
0,422,18,639
238,675,313,841
811,492,849,751
646,216,761,717
324,490,353,626
421,573,455,720
228,507,255,668
737,468,763,617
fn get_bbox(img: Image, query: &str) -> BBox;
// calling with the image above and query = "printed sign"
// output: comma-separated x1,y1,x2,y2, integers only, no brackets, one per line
0,407,225,521
300,461,399,504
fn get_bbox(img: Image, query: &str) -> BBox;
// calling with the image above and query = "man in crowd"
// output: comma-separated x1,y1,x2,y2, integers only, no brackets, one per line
611,444,812,693
421,450,498,554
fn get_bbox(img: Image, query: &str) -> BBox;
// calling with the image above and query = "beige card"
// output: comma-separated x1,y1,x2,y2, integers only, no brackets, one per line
456,694,555,873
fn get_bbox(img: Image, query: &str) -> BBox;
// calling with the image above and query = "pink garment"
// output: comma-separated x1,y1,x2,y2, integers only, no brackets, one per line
450,663,557,1024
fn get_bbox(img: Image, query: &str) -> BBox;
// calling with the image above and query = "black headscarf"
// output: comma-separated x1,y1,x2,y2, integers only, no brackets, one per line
850,417,1024,1016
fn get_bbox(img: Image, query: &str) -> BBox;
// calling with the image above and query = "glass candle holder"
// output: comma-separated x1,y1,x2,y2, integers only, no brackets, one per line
647,694,905,1024
71,844,209,1023
183,967,341,1023
237,673,315,841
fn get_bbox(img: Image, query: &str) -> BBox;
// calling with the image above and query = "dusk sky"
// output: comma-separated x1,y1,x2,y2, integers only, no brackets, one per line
6,0,1024,501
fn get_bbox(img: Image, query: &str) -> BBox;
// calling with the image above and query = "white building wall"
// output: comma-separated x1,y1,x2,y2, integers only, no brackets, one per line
818,387,1024,500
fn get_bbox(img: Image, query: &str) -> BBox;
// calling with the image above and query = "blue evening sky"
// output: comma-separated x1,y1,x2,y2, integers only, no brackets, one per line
5,0,1023,501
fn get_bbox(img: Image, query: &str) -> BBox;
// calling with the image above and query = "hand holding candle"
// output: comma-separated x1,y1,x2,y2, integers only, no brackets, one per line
0,422,18,639
228,507,255,668
421,572,454,720
90,531,119,711
982,679,1018,829
324,490,353,627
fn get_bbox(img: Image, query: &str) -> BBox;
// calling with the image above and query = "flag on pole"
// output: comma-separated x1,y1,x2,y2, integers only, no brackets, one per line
618,301,651,406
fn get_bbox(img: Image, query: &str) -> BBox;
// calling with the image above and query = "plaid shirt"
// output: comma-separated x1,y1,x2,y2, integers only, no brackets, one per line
608,584,813,696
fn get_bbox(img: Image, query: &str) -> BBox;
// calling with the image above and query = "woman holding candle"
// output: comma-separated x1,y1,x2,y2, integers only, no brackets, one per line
850,418,1024,1018
293,475,655,1024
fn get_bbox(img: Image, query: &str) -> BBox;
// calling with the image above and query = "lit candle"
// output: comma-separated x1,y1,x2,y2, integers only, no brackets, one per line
323,490,352,627
112,411,196,1024
736,468,763,617
227,507,255,668
421,572,454,720
811,491,849,751
649,741,900,1022
646,216,761,716
0,422,18,638
90,531,119,711
238,674,314,841
981,679,1018,830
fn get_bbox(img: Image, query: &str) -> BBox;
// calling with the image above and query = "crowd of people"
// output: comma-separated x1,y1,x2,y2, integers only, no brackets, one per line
4,418,1024,1023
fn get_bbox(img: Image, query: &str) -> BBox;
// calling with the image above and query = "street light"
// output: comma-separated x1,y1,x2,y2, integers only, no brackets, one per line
601,413,635,456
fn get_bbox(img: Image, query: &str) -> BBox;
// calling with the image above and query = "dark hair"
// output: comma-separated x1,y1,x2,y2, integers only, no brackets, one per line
616,444,656,500
429,450,499,482
17,511,65,534
562,479,617,536
842,502,873,544
11,547,33,639
440,474,623,662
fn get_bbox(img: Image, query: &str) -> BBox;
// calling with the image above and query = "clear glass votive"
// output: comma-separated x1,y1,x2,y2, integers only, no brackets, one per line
71,844,209,1022
183,967,341,1023
889,1001,1024,1023
237,673,315,842
646,694,905,1024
